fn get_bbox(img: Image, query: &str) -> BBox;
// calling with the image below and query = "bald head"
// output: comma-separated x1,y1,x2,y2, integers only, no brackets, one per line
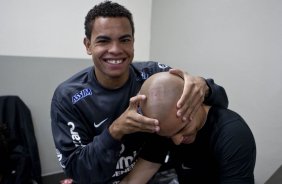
139,72,185,136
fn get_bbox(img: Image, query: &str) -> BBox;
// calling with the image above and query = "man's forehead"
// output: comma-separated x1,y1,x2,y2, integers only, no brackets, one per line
92,17,132,30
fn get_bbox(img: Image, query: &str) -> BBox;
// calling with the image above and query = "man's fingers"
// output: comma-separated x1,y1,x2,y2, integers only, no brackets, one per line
134,113,159,132
123,110,159,134
189,89,205,118
177,87,197,120
169,68,185,79
187,102,201,121
169,69,188,108
183,90,204,120
128,95,146,110
129,95,159,132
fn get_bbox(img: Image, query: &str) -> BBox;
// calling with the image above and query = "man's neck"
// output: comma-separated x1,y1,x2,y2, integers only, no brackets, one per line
94,68,130,89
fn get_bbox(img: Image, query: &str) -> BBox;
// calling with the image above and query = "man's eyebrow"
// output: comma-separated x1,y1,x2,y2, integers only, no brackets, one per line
119,34,133,39
95,34,132,41
95,35,110,40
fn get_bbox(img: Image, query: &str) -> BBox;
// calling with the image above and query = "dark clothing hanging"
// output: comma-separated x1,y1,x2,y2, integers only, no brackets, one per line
0,96,42,184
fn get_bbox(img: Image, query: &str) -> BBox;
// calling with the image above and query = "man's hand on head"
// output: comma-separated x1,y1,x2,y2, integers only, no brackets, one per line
169,69,209,121
109,95,159,140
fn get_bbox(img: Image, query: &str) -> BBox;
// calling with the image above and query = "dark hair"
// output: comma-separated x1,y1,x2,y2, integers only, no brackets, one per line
84,0,135,39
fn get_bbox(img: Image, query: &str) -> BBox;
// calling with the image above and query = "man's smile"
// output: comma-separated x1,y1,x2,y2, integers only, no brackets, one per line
104,59,124,64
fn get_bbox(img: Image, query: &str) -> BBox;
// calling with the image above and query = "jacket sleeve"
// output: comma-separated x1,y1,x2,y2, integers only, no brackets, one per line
51,96,121,183
204,79,229,108
139,134,171,164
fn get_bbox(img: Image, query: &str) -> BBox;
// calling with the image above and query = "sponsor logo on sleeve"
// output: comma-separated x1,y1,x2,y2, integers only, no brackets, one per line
67,122,85,147
72,88,92,104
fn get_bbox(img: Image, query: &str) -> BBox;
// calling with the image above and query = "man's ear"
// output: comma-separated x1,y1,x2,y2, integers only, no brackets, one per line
83,37,92,55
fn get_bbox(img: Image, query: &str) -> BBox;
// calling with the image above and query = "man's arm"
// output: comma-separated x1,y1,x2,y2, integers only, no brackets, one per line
204,78,229,108
51,97,121,183
120,158,161,184
51,93,160,183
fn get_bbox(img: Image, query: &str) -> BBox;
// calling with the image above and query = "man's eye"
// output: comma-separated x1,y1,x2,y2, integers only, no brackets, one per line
96,39,108,43
121,38,131,43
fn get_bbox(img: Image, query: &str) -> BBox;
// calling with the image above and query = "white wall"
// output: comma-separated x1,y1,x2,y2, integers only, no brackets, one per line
0,56,92,175
150,0,282,183
0,0,152,60
0,0,152,176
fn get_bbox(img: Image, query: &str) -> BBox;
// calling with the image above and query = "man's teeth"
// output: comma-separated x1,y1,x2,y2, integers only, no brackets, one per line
107,59,123,64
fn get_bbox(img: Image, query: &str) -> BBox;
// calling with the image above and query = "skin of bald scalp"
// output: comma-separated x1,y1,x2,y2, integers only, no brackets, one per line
139,72,186,136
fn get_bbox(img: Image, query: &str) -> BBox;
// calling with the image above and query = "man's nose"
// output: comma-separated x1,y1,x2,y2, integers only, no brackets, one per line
108,42,122,53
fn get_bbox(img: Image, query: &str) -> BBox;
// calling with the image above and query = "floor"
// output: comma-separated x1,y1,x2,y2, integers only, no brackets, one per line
265,165,282,184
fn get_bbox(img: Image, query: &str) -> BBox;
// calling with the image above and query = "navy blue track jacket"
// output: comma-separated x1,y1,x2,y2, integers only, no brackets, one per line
51,61,228,183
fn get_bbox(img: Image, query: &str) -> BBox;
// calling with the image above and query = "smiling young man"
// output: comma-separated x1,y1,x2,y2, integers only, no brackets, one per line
51,1,228,183
121,72,256,184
